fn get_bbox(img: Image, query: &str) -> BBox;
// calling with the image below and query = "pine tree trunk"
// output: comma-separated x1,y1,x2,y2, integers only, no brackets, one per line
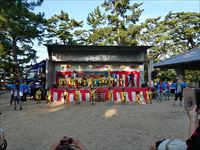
12,38,20,81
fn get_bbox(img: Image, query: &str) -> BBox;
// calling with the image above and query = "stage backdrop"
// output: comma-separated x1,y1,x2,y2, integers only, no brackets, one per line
55,64,144,87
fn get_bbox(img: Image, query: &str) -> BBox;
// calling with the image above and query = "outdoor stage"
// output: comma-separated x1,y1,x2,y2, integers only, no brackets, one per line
50,87,150,102
46,45,152,103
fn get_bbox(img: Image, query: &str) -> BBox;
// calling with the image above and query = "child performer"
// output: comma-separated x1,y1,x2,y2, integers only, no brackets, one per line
146,88,152,104
88,77,93,88
63,89,69,104
121,88,126,104
119,77,124,87
75,88,81,105
136,91,142,105
90,88,96,105
46,89,52,103
108,77,113,88
99,77,103,87
59,78,63,88
140,91,145,104
67,76,71,88
35,89,42,104
108,87,113,103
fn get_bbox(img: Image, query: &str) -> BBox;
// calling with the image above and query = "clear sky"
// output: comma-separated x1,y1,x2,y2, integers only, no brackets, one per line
33,0,200,62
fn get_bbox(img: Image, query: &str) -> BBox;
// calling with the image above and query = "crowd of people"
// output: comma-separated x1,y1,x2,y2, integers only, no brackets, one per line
154,78,187,106
2,78,200,150
7,77,188,110
56,72,136,89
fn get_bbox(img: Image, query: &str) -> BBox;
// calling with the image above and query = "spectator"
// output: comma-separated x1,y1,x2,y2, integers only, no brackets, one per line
162,80,170,101
173,78,184,107
186,105,200,150
150,139,186,150
13,88,22,110
155,80,162,102
150,105,200,150
50,137,85,150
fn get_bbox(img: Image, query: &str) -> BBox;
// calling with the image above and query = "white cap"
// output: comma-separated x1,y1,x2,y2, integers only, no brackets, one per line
158,139,187,150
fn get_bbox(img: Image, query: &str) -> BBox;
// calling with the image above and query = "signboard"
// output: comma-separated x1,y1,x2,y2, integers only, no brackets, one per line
55,64,144,72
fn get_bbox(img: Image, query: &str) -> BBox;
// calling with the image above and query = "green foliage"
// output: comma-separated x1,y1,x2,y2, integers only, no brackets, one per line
1,0,199,83
185,70,200,84
45,10,83,45
140,12,200,62
85,0,143,45
87,6,106,29
0,0,44,80
139,12,200,82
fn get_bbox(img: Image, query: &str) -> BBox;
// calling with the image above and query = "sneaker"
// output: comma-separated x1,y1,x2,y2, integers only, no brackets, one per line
20,107,22,110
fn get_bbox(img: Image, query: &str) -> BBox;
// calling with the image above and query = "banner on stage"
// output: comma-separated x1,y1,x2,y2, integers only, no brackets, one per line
55,64,144,72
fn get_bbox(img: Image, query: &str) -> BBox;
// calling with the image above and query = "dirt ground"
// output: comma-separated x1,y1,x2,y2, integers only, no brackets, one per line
0,92,189,150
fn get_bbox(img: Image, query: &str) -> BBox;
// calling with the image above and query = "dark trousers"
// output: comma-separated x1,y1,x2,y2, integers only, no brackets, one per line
10,94,14,105
22,92,26,101
128,79,135,87
175,92,183,101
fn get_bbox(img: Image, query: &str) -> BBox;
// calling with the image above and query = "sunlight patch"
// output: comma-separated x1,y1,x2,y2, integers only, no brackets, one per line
104,109,118,118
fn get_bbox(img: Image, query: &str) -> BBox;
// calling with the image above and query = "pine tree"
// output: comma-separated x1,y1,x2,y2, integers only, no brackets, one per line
0,0,44,81
86,0,143,45
45,10,83,45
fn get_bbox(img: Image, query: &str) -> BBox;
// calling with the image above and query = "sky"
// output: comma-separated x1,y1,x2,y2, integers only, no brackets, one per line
33,0,200,63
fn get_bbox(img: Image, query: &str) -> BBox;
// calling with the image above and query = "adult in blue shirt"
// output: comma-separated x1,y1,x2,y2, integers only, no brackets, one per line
156,80,162,102
173,78,185,107
162,80,170,101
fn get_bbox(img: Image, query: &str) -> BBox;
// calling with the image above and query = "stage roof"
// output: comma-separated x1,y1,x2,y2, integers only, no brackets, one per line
46,45,152,63
154,47,200,70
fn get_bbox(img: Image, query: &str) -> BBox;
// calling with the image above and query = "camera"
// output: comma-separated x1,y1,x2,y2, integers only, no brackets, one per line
183,88,200,111
60,136,73,145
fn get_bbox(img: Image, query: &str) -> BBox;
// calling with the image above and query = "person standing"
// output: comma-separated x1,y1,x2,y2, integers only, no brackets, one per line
128,72,135,87
146,88,153,104
162,80,170,101
46,89,52,103
119,76,124,87
135,91,142,105
108,87,113,104
90,88,96,105
75,88,81,105
173,78,183,106
155,80,162,102
35,89,42,104
14,82,22,110
121,88,126,104
63,89,69,104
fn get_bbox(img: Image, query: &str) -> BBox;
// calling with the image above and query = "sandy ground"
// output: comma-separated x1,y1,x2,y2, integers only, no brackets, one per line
0,92,189,150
